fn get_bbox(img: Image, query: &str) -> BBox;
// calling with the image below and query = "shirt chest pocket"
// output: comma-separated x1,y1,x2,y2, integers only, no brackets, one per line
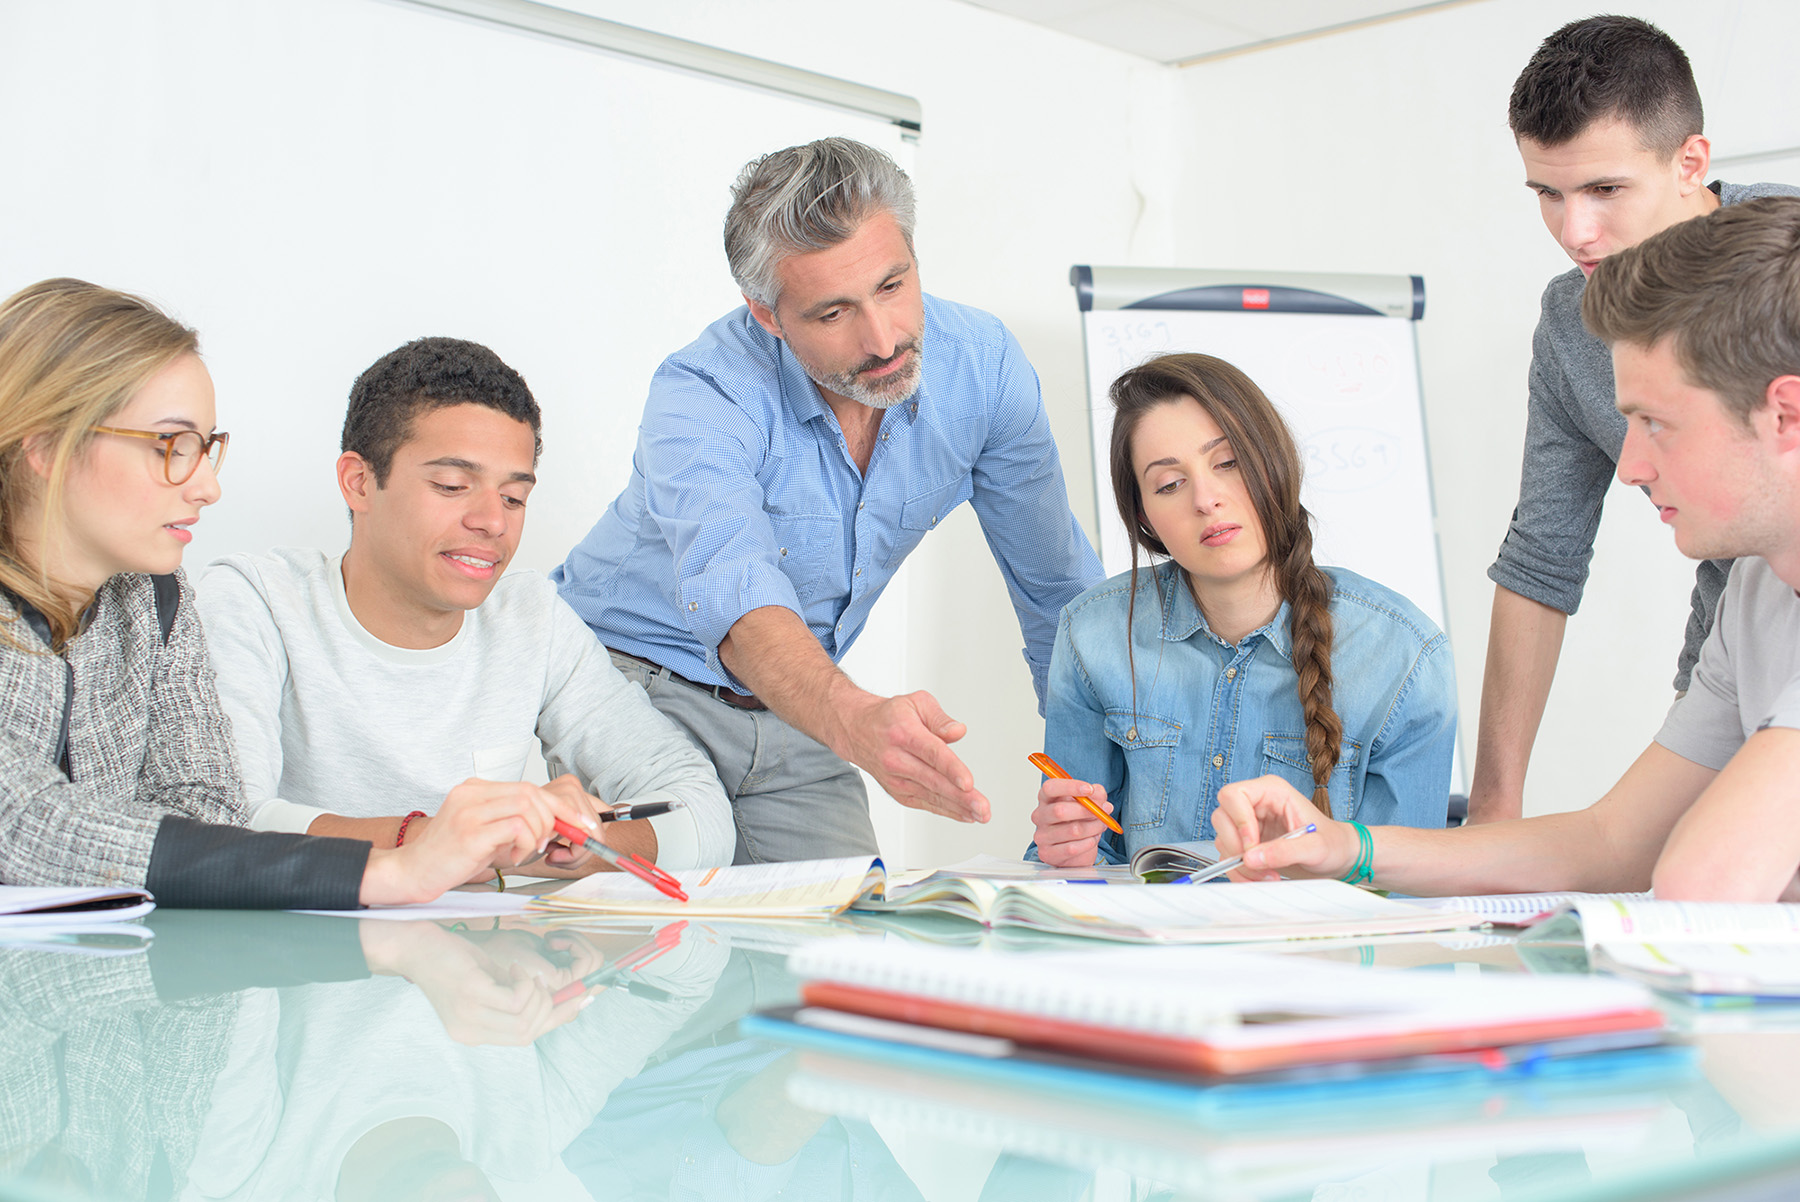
1261,732,1363,819
471,738,537,783
885,479,973,570
767,513,839,603
1102,711,1182,829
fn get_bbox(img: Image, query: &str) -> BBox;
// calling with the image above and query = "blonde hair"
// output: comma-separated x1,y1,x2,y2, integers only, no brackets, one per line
0,278,198,649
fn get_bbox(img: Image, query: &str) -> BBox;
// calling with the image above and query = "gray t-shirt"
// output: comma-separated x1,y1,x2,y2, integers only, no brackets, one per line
1488,180,1800,690
1656,557,1800,770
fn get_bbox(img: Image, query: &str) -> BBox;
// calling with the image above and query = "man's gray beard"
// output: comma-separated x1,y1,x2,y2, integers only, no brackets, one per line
800,340,924,409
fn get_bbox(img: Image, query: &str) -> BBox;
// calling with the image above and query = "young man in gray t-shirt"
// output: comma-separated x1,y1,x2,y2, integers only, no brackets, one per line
1207,197,1800,903
1469,15,1800,825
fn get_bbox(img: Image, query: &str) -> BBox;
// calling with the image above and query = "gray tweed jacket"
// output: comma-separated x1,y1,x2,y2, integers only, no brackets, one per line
0,570,246,888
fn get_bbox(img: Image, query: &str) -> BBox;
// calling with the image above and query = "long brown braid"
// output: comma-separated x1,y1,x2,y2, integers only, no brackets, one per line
1108,353,1340,813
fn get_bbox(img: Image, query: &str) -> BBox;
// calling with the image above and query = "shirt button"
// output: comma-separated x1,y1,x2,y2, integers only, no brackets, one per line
880,431,890,441
858,501,865,511
1225,667,1236,680
854,568,862,577
779,548,788,557
1212,753,1225,768
1126,727,1137,741
687,601,698,612
929,515,938,526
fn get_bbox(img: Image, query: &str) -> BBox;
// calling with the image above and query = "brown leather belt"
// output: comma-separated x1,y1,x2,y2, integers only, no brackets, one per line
612,649,767,711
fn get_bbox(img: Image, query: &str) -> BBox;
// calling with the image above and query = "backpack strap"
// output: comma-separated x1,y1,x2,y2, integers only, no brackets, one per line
152,573,179,645
2,586,74,778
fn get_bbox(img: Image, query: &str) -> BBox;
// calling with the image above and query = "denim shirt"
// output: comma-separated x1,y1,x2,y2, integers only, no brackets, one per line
552,294,1101,708
1041,562,1456,864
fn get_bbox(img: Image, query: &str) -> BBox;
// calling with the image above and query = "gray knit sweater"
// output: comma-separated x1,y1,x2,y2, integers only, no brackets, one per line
0,570,365,906
1487,180,1800,690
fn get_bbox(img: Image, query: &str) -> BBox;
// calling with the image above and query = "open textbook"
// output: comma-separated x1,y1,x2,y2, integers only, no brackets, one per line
1128,840,1219,879
1521,897,1800,997
532,857,1484,944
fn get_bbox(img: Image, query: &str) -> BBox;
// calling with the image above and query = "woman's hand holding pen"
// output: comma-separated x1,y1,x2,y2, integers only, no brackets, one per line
360,779,601,906
1212,775,1356,881
1030,776,1114,868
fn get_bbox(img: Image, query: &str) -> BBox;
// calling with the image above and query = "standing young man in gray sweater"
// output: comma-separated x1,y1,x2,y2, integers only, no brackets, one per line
1468,15,1800,825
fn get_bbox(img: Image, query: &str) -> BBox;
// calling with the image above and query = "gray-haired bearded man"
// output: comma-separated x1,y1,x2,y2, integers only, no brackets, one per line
553,137,1103,864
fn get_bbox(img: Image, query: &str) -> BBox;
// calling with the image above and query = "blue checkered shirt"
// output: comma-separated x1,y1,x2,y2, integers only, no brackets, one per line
553,294,1102,711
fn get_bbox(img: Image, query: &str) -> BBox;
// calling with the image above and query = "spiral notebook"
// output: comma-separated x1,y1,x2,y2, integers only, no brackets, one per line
784,940,1664,1075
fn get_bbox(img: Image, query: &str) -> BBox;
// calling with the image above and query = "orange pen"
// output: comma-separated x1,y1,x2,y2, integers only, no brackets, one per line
1027,752,1123,835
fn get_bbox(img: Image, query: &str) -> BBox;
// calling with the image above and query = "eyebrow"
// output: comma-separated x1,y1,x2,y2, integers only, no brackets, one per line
422,456,536,485
1525,174,1631,192
1139,436,1228,477
150,418,201,431
797,261,914,321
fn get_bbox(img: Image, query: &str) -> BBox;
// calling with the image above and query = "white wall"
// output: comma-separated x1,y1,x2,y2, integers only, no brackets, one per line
1170,0,1800,817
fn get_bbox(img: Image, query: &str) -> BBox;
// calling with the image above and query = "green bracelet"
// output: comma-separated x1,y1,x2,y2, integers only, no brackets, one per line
1339,820,1374,886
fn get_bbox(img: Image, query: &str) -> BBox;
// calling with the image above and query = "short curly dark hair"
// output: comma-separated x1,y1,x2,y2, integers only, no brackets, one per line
341,337,541,485
1508,15,1702,158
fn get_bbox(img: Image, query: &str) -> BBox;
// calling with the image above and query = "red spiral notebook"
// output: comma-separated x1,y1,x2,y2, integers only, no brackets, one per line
787,941,1664,1077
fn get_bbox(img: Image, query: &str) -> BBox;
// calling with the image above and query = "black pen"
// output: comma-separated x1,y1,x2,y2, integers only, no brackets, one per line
597,800,683,823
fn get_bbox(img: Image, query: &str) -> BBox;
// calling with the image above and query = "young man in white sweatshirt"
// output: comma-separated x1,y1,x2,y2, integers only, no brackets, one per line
199,337,734,876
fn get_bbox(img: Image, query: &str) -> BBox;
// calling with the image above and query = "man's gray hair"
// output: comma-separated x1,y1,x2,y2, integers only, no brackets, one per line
724,137,917,310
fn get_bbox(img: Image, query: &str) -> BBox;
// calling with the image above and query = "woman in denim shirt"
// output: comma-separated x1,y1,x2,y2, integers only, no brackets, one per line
1032,353,1456,867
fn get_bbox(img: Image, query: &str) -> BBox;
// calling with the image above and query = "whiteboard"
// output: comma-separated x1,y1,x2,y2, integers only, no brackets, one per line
1081,307,1446,634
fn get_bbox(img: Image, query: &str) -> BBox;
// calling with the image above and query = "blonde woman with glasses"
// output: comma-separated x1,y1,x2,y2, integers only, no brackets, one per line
0,277,597,908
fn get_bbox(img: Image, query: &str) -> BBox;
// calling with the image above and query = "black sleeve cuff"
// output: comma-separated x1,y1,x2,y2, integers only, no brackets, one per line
146,910,373,1000
145,816,368,910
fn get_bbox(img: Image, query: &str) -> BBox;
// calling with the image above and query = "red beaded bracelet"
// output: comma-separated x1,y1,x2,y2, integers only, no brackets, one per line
395,810,427,848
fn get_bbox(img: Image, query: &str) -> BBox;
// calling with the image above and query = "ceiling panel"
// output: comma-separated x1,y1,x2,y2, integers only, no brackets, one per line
960,0,1478,65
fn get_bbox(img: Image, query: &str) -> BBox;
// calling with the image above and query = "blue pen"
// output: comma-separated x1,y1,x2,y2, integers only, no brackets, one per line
1168,823,1318,884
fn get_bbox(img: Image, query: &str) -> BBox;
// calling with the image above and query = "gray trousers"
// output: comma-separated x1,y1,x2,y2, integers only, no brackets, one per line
608,651,879,864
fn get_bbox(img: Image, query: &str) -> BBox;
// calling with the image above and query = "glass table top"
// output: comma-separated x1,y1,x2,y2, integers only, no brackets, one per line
6,907,1800,1202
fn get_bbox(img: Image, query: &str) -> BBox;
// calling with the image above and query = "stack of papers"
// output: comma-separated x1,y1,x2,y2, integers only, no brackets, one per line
0,885,153,925
1522,897,1800,998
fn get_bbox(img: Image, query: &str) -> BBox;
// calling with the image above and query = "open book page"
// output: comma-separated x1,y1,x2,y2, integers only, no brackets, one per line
0,885,154,926
530,856,883,918
990,879,1482,943
1593,942,1800,997
1526,898,1800,949
1408,891,1652,926
854,874,1003,923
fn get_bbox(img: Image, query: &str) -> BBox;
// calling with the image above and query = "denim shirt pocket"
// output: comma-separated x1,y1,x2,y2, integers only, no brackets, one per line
1261,732,1363,820
766,513,839,603
1102,710,1182,829
885,479,973,569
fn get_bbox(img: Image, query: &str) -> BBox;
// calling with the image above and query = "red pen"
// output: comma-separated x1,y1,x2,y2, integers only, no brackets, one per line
552,818,689,902
551,919,689,1006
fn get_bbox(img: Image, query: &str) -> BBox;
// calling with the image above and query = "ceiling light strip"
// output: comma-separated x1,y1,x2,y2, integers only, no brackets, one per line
392,0,923,133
